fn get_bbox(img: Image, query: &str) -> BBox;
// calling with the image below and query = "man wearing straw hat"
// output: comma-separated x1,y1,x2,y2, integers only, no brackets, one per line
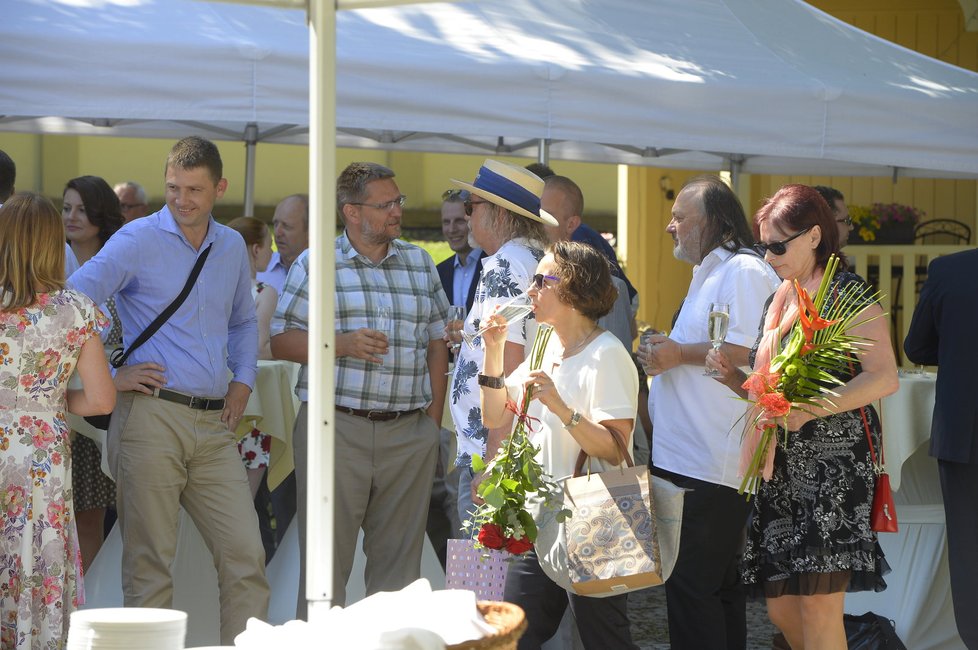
447,159,557,531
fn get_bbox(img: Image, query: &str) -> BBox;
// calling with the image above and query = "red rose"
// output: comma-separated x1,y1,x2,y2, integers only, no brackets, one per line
505,535,533,555
477,523,505,550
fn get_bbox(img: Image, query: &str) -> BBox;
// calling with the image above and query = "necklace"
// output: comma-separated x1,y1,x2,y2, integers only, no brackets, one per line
561,324,599,358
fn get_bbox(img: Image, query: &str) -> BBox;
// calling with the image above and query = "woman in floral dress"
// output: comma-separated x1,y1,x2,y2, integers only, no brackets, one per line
0,192,115,649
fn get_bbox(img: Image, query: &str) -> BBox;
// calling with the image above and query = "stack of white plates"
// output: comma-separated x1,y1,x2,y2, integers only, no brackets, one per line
67,608,187,650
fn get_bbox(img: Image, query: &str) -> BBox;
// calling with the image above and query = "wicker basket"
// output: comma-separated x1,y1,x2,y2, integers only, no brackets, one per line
446,601,527,650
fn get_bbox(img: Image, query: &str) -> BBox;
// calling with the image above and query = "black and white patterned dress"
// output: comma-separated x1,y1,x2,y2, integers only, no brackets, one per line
741,271,889,597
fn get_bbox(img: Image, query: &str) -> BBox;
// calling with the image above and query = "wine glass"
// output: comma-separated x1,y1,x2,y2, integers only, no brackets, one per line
374,305,393,372
637,329,657,376
461,295,534,349
447,305,466,356
704,302,730,377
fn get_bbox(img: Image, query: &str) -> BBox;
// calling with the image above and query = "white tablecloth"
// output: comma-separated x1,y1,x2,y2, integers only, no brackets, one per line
845,372,964,649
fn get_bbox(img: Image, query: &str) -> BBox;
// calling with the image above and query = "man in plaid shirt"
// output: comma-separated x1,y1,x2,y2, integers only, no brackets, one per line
271,162,449,615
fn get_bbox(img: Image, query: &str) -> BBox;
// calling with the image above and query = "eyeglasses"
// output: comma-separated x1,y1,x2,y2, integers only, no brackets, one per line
837,216,852,226
531,274,559,289
349,195,406,211
756,226,814,256
463,199,492,217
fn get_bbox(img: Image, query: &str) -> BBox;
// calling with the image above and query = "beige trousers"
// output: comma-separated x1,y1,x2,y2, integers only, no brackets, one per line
108,392,270,644
294,406,439,614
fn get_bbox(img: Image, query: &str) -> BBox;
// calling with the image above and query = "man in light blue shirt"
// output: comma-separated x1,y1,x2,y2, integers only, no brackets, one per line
69,136,269,644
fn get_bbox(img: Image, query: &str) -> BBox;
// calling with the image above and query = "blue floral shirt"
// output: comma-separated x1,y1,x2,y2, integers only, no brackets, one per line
450,237,543,468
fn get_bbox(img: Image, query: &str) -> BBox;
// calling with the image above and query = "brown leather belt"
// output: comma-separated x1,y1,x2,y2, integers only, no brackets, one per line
335,406,420,422
153,388,225,411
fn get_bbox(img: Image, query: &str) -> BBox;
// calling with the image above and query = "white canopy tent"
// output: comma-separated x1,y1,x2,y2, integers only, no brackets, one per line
2,0,978,184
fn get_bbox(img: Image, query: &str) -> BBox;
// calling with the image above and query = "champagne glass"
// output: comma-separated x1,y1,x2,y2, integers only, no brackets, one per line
704,302,730,377
447,305,466,355
461,295,534,349
637,329,660,376
374,305,393,372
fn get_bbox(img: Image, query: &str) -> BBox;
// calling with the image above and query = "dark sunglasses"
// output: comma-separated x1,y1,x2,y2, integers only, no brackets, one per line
837,216,853,226
463,198,492,216
756,226,814,256
531,274,559,289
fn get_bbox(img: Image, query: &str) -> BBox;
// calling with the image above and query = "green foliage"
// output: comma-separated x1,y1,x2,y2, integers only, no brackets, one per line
404,238,454,265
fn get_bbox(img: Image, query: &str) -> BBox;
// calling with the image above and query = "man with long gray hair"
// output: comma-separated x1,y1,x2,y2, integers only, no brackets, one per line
639,175,779,649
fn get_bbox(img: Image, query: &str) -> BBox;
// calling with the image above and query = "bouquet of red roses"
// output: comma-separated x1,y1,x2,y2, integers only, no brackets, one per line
739,254,881,495
464,325,570,555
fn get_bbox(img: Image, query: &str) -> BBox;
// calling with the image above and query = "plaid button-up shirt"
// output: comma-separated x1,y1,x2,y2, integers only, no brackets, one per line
272,234,449,409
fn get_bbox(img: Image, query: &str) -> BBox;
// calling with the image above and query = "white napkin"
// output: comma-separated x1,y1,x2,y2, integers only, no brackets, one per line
233,580,497,649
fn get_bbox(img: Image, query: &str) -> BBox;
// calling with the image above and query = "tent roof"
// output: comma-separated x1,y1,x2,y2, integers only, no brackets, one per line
2,0,977,178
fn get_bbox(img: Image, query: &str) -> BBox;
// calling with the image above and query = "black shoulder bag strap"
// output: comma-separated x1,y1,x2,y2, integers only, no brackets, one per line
109,242,213,369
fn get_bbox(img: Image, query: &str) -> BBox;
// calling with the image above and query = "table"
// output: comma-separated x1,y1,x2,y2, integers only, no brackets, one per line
845,372,964,649
236,360,301,489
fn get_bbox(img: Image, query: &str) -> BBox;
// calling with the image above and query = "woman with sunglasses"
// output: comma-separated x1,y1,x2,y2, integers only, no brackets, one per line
707,184,898,650
479,241,640,650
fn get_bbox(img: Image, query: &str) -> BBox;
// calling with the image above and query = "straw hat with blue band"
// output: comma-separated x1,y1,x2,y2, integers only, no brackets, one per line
451,159,558,226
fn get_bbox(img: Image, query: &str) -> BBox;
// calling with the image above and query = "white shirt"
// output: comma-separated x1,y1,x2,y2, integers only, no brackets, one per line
650,247,780,489
507,331,638,479
256,251,288,295
65,243,79,277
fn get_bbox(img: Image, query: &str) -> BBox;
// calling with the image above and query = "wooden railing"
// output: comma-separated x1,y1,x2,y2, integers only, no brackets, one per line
845,244,974,365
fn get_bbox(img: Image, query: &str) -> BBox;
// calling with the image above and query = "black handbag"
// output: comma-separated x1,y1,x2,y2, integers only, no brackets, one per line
843,612,907,650
83,243,212,430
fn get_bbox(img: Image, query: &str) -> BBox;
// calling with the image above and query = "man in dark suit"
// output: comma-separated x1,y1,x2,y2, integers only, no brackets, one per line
436,189,484,313
904,248,978,650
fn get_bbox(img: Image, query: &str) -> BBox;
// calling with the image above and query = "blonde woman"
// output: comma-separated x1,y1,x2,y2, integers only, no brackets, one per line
0,192,115,648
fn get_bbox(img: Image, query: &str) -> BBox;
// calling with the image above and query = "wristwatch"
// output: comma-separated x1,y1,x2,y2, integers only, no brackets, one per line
477,373,505,389
564,410,582,429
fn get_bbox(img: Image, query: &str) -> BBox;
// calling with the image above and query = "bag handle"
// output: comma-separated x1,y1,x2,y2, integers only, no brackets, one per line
110,242,213,368
573,426,634,477
846,357,885,471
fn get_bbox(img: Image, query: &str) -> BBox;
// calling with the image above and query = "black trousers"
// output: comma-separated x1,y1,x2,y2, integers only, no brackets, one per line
652,466,751,650
503,550,637,650
939,459,978,650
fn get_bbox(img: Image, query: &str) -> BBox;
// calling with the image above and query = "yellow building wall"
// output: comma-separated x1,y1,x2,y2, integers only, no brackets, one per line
0,132,618,224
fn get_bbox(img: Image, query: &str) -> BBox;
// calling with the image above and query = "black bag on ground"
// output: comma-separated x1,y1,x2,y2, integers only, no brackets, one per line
844,612,907,650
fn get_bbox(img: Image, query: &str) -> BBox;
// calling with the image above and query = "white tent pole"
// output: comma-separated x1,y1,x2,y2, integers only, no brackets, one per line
244,122,258,216
306,0,337,617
